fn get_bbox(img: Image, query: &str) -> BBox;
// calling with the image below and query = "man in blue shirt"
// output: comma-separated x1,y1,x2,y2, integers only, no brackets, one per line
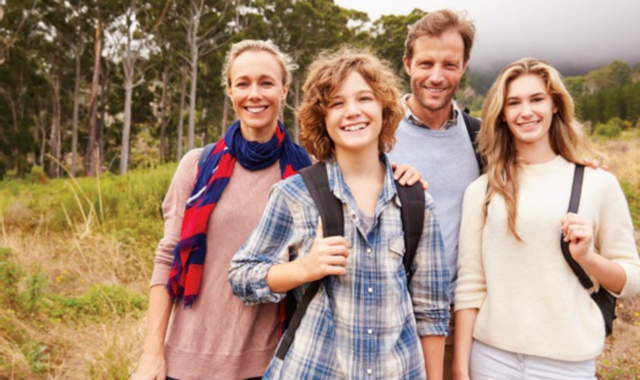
387,9,479,380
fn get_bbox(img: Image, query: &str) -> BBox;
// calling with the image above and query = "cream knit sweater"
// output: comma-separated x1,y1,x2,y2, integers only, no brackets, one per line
455,155,640,361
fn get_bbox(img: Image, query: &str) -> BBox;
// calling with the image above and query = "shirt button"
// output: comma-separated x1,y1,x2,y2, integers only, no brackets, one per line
367,328,373,334
367,287,373,293
366,248,372,254
351,214,357,220
366,368,372,375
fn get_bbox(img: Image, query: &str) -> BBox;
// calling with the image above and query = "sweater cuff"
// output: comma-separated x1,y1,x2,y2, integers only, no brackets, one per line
150,265,171,288
453,295,485,313
617,261,640,299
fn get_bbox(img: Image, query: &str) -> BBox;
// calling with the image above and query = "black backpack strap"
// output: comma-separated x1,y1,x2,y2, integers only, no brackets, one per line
276,162,342,360
461,109,484,174
560,165,593,289
395,181,425,284
198,143,217,169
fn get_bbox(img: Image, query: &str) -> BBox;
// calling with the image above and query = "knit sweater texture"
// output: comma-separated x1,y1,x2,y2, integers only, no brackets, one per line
388,109,479,299
150,148,282,379
455,155,640,361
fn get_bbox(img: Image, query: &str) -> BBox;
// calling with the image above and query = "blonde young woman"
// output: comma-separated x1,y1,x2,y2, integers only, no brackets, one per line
229,48,450,379
452,58,640,380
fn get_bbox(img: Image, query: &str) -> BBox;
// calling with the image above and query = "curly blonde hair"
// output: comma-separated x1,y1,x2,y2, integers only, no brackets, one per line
479,58,599,240
297,47,404,161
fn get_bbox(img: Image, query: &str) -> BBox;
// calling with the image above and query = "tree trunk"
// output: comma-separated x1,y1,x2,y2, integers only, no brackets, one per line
176,64,187,160
49,76,61,178
159,63,169,162
187,47,198,150
71,38,81,176
293,79,300,143
186,4,200,151
120,79,133,174
85,10,102,176
221,94,229,136
98,59,110,170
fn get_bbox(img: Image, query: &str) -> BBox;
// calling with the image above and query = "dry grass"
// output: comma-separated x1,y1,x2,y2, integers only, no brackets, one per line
1,141,639,379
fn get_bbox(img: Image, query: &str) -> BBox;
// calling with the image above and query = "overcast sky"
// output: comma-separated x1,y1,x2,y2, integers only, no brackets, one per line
334,0,640,74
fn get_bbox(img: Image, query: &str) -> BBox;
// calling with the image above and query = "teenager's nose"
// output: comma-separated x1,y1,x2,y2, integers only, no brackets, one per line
521,102,534,117
345,99,361,118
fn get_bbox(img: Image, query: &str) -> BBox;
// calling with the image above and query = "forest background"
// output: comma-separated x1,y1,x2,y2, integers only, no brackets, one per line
0,0,639,378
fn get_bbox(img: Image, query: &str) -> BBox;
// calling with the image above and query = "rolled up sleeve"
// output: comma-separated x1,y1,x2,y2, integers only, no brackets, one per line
411,193,451,337
228,185,296,305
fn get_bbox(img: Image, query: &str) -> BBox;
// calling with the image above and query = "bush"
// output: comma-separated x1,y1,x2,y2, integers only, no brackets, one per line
594,121,622,138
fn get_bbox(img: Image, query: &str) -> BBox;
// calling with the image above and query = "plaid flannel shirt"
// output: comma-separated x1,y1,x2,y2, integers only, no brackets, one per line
229,156,450,380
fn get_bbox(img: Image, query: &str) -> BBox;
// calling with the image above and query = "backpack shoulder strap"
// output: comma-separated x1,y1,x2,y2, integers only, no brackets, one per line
198,143,217,169
299,162,344,237
560,165,593,289
395,181,425,285
276,161,342,360
461,109,484,174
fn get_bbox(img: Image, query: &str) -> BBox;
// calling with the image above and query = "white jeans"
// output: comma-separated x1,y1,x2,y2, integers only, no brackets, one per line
470,340,596,380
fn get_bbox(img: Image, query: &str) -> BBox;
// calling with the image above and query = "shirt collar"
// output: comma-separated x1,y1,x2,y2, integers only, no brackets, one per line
325,155,400,207
402,94,460,130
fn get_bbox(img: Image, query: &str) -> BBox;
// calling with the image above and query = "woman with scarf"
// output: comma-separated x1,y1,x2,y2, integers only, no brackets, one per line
133,40,422,380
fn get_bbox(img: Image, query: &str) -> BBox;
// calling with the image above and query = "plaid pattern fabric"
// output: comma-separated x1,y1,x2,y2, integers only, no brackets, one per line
229,156,450,380
167,121,310,307
402,94,459,130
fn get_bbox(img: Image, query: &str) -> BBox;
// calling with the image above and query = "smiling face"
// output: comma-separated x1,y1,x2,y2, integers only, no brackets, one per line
503,74,558,156
403,30,467,120
227,50,288,142
324,71,383,158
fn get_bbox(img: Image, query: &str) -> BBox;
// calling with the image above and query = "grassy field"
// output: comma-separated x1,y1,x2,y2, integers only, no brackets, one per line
1,133,640,379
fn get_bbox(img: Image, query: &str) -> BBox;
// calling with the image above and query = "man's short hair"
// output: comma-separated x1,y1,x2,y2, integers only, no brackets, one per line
404,9,476,64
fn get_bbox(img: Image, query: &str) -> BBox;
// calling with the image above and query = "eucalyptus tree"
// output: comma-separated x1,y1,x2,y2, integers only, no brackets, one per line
370,9,426,77
261,0,369,141
181,0,232,151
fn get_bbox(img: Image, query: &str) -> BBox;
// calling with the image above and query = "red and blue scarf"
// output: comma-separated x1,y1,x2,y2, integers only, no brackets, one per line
167,120,311,307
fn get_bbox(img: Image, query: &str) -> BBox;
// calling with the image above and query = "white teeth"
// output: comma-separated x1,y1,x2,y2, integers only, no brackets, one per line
427,88,445,93
520,120,539,127
342,123,367,132
246,106,267,113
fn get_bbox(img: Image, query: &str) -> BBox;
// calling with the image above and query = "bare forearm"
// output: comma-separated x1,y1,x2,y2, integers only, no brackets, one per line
452,308,478,379
421,335,445,380
266,259,310,293
143,285,173,355
576,251,627,294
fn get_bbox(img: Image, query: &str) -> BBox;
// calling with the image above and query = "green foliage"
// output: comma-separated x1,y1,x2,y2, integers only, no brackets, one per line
47,284,147,321
0,248,22,308
19,272,47,314
568,62,640,125
27,165,47,184
621,180,640,230
0,162,175,238
594,121,622,139
21,340,51,373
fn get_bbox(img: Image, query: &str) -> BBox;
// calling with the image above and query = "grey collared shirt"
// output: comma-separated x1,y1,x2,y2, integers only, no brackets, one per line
402,94,459,130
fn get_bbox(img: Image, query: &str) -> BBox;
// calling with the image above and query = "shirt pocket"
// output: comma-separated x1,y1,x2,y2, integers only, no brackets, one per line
388,235,405,257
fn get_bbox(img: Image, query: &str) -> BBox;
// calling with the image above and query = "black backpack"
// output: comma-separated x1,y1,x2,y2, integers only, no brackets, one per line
275,161,426,360
561,165,616,336
461,108,484,174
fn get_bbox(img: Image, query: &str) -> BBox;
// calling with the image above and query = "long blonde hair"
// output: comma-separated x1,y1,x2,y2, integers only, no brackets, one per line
479,58,597,240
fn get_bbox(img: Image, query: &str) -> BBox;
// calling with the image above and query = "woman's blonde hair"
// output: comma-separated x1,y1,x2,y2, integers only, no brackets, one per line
479,57,599,240
297,47,404,160
221,39,297,90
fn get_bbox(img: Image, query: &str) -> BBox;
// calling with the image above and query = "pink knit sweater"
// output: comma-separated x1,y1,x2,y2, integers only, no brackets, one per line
151,148,282,379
